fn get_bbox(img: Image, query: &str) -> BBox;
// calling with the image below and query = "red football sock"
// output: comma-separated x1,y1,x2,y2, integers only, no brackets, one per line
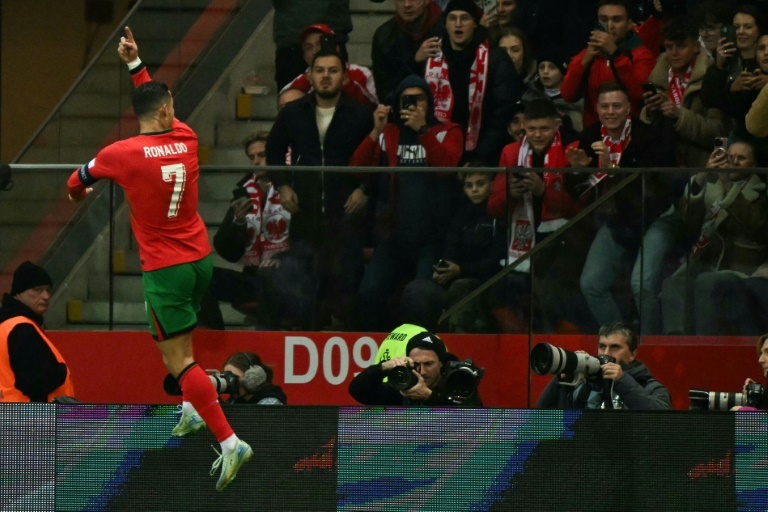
179,363,234,442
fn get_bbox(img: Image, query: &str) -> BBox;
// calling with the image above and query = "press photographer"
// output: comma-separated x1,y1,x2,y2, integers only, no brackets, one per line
535,322,671,410
349,328,483,407
165,351,286,405
732,333,768,412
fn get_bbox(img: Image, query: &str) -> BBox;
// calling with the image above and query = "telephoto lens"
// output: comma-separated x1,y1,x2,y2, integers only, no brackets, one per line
529,343,602,377
689,389,746,411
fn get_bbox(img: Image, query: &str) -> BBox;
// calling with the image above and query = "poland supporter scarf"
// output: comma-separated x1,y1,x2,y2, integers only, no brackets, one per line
240,176,291,266
668,59,694,109
588,117,632,187
425,40,489,151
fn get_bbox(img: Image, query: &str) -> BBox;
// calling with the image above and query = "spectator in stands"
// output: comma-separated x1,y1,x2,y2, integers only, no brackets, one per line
704,29,768,162
220,351,287,405
425,0,520,164
267,50,374,329
480,0,519,43
746,36,768,140
282,23,378,109
641,17,727,168
732,333,768,411
371,0,444,104
68,29,251,491
536,321,672,409
522,48,584,133
271,0,353,90
505,99,526,144
567,82,678,335
489,99,591,333
660,140,768,334
497,27,537,92
349,327,483,406
199,132,305,331
694,0,733,62
0,261,75,403
350,74,463,331
561,0,656,128
400,167,505,333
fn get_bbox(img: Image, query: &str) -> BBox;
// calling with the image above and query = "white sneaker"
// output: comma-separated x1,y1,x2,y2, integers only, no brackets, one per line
171,406,207,437
210,439,253,491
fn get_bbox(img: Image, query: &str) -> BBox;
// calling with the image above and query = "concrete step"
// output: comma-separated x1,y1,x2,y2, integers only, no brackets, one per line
67,297,250,326
86,274,145,302
206,147,250,166
235,92,279,121
60,92,133,118
215,119,275,146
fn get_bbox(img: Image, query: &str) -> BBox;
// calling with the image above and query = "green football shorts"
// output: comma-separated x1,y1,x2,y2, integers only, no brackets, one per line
142,254,213,341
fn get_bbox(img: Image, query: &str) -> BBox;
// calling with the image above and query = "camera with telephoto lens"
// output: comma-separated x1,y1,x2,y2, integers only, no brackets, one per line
388,362,420,391
689,382,765,411
442,359,485,405
530,343,615,385
208,370,241,396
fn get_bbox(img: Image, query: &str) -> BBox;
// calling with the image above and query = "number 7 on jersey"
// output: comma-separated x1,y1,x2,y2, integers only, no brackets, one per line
161,163,187,218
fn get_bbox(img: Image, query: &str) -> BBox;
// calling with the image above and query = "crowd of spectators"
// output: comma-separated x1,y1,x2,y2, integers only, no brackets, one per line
229,0,768,335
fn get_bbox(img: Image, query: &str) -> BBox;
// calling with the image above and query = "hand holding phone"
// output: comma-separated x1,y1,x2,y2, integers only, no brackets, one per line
641,82,657,95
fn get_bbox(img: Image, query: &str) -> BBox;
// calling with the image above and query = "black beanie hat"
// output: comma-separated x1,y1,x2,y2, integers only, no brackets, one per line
537,47,568,75
406,331,449,362
444,0,482,25
11,261,53,296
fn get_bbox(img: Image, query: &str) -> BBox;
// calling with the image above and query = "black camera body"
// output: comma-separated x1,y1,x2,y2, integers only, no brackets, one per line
443,359,485,405
401,94,419,111
596,354,616,366
210,370,241,397
745,382,766,409
388,363,420,391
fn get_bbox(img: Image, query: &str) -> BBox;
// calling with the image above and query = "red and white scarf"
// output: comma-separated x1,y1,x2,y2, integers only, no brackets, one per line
668,58,695,108
425,39,489,151
505,133,566,271
240,175,291,267
589,117,632,187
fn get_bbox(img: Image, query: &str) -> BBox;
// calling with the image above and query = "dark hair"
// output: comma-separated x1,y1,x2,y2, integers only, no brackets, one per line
596,81,629,99
523,98,560,121
458,167,495,182
694,0,732,28
734,4,767,36
663,16,700,42
132,81,171,119
311,49,346,69
498,26,534,76
598,0,632,16
598,321,638,352
223,351,274,384
242,131,270,156
758,333,768,356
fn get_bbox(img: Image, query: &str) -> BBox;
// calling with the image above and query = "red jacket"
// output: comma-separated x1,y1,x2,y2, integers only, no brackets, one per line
488,139,583,223
350,122,463,168
561,32,655,128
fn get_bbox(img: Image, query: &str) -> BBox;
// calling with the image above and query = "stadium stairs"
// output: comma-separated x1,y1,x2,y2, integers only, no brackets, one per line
3,0,394,330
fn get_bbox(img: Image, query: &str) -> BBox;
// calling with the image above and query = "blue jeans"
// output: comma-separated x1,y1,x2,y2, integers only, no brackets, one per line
580,214,679,334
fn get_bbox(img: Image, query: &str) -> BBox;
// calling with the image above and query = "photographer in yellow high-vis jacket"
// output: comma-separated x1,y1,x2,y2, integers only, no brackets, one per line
0,261,74,402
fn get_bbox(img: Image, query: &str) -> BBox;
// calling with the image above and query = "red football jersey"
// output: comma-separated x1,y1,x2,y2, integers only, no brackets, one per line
68,67,210,271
